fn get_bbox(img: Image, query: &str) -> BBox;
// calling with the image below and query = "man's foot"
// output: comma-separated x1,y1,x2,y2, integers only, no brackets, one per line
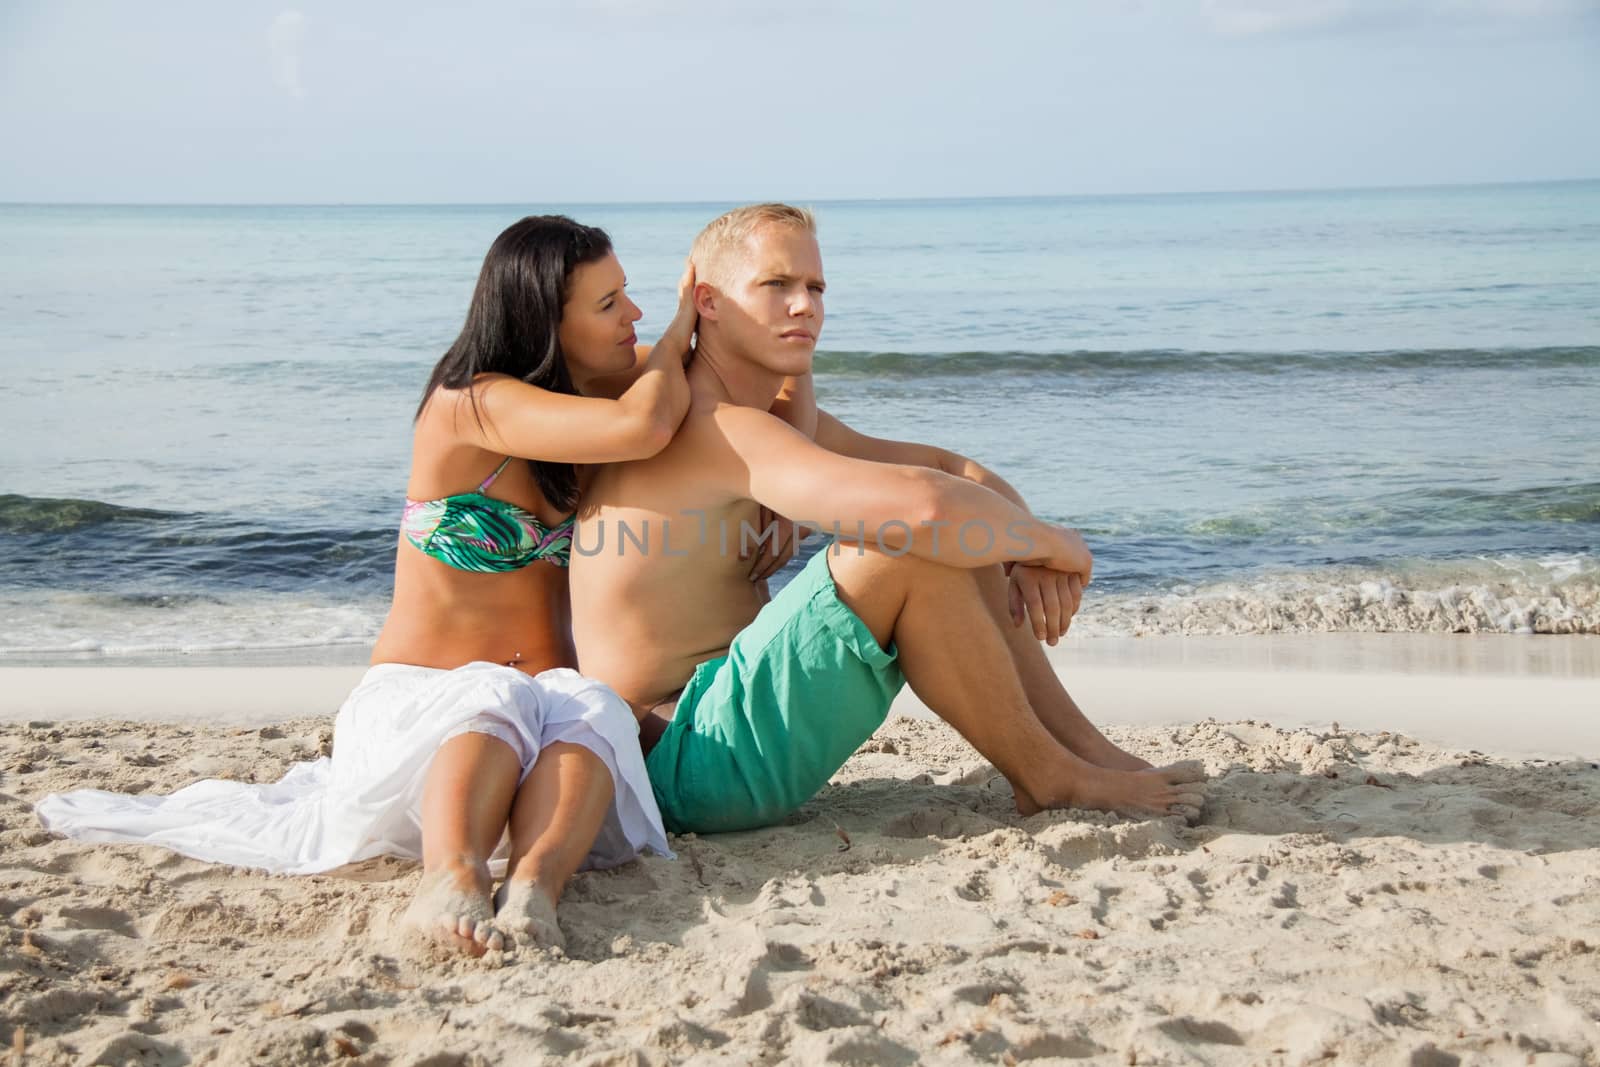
1080,737,1154,773
1018,760,1208,824
493,879,565,951
402,862,505,958
1035,716,1155,772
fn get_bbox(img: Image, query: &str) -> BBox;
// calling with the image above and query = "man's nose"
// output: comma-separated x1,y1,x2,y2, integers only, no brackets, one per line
788,289,816,316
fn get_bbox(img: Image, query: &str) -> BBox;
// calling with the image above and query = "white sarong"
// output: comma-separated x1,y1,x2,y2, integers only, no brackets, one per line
35,661,672,875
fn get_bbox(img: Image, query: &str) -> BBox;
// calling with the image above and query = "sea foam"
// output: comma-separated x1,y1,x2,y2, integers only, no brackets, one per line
1079,558,1600,637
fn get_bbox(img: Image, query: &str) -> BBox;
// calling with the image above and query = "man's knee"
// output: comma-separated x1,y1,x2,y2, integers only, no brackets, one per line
822,546,922,644
827,543,955,593
826,545,904,610
828,546,982,628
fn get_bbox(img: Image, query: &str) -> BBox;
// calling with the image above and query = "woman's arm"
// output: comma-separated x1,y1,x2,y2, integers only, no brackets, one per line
439,266,697,465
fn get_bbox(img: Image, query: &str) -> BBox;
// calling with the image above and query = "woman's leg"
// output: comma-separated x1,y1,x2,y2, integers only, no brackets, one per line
403,732,521,956
493,741,614,950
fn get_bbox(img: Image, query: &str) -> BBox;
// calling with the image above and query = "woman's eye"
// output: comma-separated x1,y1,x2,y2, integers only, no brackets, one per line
600,301,615,311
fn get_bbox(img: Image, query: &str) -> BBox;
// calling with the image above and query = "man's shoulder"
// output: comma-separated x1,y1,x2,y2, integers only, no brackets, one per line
679,400,792,448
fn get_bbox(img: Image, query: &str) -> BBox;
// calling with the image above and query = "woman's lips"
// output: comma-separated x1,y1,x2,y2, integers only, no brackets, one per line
620,332,638,346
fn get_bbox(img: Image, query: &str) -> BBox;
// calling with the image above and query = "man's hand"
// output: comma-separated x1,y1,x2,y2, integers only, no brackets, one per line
1008,563,1084,645
741,505,807,582
1033,524,1094,586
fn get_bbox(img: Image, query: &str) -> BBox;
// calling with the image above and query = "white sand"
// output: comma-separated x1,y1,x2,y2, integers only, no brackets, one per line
7,634,1595,755
3,636,1598,1064
898,634,1600,760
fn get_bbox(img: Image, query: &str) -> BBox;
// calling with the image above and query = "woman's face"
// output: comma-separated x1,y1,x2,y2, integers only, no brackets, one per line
559,253,643,386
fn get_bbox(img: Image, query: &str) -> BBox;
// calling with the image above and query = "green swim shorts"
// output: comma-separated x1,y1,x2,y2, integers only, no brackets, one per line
644,545,905,834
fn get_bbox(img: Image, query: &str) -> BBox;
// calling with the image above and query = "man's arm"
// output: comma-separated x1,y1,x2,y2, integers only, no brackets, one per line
814,408,1092,641
702,406,1089,576
813,408,1029,512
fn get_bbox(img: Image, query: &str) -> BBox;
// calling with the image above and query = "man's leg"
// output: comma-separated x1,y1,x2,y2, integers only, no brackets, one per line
405,734,520,956
971,564,1151,772
493,742,614,950
825,546,1204,819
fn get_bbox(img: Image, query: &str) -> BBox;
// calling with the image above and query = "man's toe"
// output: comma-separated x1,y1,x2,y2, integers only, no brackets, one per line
1169,803,1203,825
1163,760,1208,783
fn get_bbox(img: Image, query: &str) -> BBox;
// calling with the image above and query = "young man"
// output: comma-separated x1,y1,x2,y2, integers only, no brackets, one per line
570,204,1205,835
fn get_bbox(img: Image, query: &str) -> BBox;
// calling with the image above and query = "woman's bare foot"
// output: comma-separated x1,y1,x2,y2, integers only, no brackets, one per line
493,879,565,951
402,860,505,957
1018,760,1208,824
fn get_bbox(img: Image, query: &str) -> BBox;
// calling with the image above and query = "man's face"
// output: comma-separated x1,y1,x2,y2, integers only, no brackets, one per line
711,225,825,376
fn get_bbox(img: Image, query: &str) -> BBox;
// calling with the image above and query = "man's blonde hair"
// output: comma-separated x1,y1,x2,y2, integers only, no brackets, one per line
690,203,817,285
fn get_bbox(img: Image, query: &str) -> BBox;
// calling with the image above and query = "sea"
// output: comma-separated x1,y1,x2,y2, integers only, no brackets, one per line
1,181,1597,661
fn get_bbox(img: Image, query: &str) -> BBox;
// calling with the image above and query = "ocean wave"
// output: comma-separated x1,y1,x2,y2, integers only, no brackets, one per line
65,346,1600,387
2,558,1594,659
0,503,399,594
0,493,184,534
1426,483,1600,526
1077,558,1600,637
0,590,384,658
809,345,1600,379
1097,482,1600,545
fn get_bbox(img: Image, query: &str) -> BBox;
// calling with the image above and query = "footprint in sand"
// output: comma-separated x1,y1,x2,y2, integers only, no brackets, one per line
82,1031,185,1065
56,904,140,939
952,872,990,903
882,807,1001,840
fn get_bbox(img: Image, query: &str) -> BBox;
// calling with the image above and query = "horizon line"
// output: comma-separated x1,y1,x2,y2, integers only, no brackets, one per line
2,176,1596,210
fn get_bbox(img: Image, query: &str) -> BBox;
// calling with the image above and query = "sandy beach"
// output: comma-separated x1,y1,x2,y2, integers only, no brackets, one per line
3,637,1597,1065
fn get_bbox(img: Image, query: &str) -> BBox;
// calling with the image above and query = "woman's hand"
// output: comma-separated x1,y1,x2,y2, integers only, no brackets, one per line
657,260,698,364
742,505,806,582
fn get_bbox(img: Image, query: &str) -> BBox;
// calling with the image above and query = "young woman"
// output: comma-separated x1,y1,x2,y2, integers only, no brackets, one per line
38,216,699,956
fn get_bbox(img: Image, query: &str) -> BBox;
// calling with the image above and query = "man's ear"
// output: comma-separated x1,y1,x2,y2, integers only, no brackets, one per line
693,281,719,320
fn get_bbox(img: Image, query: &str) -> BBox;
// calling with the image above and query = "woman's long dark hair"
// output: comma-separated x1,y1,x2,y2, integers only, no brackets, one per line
419,215,614,512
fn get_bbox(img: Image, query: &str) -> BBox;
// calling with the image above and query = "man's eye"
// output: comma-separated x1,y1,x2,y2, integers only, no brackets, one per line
808,285,825,294
763,279,784,287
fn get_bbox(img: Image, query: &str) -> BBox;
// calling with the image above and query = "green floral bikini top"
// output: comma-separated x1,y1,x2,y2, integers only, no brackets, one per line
400,457,575,572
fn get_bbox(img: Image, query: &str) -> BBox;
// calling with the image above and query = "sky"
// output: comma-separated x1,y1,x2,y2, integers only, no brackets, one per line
1,0,1597,203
